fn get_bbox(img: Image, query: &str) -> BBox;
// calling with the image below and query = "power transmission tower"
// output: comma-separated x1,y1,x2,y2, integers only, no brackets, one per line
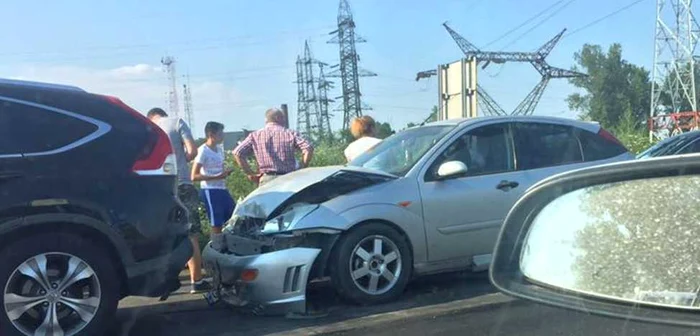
650,0,700,141
295,41,334,141
295,55,311,137
318,64,335,141
327,0,377,132
182,75,194,130
161,56,180,117
442,23,586,116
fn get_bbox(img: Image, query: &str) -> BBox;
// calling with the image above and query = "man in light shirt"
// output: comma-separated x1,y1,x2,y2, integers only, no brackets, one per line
191,122,235,234
147,107,211,294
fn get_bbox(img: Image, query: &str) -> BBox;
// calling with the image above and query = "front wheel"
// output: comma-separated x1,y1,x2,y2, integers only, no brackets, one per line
0,232,120,336
330,223,412,305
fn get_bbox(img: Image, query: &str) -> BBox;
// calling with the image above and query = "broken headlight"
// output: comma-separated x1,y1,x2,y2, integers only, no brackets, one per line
261,203,319,234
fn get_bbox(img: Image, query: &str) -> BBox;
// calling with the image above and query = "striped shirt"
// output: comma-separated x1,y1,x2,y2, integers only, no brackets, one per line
232,123,313,174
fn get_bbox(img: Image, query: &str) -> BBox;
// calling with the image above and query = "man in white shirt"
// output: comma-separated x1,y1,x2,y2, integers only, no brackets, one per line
191,122,235,234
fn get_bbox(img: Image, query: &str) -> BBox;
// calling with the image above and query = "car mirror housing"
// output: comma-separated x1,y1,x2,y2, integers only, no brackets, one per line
490,153,700,328
436,161,468,180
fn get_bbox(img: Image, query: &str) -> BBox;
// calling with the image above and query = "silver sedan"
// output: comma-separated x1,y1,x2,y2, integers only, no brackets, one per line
202,115,635,315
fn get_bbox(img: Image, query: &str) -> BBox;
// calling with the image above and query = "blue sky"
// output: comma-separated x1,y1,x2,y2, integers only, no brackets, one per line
0,0,656,137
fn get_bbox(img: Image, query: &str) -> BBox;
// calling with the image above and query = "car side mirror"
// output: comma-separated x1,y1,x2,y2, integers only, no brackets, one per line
436,161,468,180
490,154,700,328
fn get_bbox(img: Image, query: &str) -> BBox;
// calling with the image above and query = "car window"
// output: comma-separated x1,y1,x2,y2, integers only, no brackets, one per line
677,137,700,155
349,125,454,176
513,122,583,170
426,123,514,180
577,128,628,161
0,100,98,155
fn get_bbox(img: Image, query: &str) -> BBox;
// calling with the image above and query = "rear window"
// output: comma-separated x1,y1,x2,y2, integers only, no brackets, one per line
513,122,583,170
577,129,627,162
0,100,98,155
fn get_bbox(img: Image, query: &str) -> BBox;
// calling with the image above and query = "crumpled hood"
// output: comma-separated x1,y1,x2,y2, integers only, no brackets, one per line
234,165,396,220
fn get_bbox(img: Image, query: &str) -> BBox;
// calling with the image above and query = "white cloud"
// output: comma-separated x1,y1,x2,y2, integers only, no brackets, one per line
6,63,261,138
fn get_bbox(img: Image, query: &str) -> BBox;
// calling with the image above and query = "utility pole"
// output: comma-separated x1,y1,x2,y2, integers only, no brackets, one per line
182,74,194,130
327,0,377,132
650,0,699,142
161,56,180,117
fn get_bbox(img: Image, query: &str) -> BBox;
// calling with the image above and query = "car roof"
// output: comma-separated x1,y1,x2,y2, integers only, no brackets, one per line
0,78,85,93
423,115,601,133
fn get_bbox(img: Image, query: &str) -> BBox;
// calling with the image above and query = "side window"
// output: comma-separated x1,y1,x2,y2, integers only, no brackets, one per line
577,129,627,161
678,138,700,155
513,123,583,170
0,100,97,155
427,123,514,180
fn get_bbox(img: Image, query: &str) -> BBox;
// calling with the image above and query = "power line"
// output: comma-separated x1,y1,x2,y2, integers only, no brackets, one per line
482,0,566,49
563,0,648,39
500,0,577,50
0,26,336,57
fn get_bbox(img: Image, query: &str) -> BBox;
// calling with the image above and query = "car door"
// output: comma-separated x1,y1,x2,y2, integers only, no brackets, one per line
419,122,523,263
0,100,30,211
511,122,588,190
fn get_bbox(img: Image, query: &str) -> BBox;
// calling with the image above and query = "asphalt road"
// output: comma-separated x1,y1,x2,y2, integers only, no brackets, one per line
113,271,700,336
331,301,700,336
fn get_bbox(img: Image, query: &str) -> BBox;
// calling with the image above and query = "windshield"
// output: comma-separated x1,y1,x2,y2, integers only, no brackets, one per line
637,134,697,159
347,125,455,176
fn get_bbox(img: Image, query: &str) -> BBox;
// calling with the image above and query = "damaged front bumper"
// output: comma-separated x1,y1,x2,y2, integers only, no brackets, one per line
202,241,322,315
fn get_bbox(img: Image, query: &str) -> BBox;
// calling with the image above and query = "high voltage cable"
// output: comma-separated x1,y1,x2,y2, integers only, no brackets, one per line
482,0,566,49
0,26,335,57
500,0,578,50
563,0,648,39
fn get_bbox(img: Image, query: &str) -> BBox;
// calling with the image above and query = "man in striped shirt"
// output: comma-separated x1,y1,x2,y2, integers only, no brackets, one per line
233,108,314,186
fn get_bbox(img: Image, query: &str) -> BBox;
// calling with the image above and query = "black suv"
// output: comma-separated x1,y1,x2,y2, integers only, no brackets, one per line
0,79,193,336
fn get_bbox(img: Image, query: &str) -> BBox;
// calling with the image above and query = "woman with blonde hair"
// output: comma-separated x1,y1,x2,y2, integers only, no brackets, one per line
344,115,382,162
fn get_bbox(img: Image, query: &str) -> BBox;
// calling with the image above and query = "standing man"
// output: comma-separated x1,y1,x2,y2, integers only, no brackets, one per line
233,107,314,186
147,108,211,294
191,122,235,234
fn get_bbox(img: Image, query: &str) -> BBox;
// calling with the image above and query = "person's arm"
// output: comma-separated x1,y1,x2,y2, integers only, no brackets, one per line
293,132,314,168
191,162,231,181
178,119,198,162
232,134,260,182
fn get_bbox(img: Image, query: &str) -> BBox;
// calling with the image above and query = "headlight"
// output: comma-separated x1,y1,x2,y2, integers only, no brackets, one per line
261,204,319,234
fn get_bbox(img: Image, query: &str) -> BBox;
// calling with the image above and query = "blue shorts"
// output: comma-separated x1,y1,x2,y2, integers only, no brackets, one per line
200,188,236,228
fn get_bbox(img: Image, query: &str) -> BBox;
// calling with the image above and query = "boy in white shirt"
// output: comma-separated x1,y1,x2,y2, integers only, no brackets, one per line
191,122,235,234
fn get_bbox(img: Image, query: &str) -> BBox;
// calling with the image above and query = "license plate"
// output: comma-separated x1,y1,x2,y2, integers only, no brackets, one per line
203,290,220,306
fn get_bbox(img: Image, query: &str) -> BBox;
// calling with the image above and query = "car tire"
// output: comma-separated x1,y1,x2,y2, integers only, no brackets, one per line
0,231,120,336
330,223,412,305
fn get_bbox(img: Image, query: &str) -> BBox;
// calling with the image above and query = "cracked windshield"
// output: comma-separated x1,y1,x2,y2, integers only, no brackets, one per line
2,0,700,335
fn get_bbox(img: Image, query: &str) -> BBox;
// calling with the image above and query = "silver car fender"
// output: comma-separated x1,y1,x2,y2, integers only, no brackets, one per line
333,203,428,265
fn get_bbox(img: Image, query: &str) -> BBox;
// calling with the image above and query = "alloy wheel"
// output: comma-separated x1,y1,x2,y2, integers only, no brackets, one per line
348,235,402,296
4,252,102,336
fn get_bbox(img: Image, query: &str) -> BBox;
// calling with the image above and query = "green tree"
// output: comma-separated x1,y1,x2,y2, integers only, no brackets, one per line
570,176,700,302
567,44,651,130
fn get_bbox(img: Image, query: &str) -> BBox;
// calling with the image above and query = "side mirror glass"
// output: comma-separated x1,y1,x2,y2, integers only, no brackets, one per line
436,161,468,179
490,154,700,327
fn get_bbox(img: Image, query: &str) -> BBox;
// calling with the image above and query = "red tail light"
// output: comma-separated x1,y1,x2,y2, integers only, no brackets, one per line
100,95,176,175
598,128,625,147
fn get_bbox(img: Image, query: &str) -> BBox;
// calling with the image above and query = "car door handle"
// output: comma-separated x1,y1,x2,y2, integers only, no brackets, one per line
496,180,519,190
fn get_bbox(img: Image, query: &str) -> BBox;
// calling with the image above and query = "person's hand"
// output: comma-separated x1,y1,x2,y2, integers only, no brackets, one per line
217,168,234,179
246,173,262,184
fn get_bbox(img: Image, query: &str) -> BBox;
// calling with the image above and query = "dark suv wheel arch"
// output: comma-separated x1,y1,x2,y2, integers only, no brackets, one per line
0,213,130,295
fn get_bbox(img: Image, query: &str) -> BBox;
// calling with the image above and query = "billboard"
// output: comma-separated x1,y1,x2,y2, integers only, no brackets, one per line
437,58,478,121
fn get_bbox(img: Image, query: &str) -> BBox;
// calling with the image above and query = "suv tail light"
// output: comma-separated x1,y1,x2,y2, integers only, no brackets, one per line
598,127,625,148
100,95,177,176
